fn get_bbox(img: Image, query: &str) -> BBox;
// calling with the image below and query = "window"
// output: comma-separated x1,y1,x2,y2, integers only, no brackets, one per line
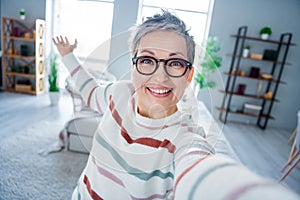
54,0,114,59
52,0,114,87
140,0,214,49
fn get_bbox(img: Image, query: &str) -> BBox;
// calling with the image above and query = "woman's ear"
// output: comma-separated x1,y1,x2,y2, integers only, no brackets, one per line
187,67,194,83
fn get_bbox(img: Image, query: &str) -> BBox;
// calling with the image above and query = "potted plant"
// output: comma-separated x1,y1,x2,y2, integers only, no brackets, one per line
195,37,222,90
260,26,272,40
48,55,60,105
19,8,26,20
187,37,222,109
243,44,250,58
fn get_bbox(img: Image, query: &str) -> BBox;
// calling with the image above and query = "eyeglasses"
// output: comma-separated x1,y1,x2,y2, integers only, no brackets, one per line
132,56,192,78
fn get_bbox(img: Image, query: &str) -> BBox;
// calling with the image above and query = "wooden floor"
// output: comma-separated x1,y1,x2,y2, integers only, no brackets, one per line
0,90,299,196
221,121,300,195
0,90,73,141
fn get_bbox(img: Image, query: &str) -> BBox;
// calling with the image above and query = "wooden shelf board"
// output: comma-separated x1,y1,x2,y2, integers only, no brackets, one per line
226,54,291,65
219,90,279,102
4,54,35,60
7,87,37,95
224,72,286,84
6,72,35,78
231,34,296,46
4,36,35,42
216,107,275,119
2,17,36,23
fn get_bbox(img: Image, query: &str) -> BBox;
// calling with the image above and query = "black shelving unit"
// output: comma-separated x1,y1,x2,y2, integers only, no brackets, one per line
218,26,295,129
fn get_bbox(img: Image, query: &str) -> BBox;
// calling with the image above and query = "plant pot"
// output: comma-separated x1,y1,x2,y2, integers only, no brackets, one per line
260,34,270,40
49,91,60,106
242,49,250,58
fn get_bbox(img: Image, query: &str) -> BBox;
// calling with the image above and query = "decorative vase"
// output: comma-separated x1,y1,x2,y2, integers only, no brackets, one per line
237,84,246,95
242,49,250,58
49,91,60,106
260,34,270,40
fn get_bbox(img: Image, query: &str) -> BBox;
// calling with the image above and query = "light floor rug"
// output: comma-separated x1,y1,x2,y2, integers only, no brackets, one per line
0,120,88,200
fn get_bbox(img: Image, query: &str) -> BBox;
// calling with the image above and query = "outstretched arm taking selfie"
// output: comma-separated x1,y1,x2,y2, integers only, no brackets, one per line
173,153,298,199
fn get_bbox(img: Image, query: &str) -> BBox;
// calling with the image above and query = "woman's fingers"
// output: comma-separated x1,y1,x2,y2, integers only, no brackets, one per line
52,36,62,45
72,39,78,49
52,36,77,46
65,37,70,45
52,37,57,45
59,35,64,43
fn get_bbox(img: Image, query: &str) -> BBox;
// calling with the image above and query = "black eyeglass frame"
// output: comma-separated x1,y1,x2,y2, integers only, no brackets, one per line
132,56,193,78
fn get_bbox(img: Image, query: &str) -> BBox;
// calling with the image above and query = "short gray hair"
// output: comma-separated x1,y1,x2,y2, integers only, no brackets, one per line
128,10,195,63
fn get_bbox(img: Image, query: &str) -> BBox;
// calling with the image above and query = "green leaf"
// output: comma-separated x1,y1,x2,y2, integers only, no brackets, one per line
48,55,60,92
195,37,223,90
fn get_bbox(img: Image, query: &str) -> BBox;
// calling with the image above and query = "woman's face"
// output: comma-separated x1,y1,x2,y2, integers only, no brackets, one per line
132,31,193,119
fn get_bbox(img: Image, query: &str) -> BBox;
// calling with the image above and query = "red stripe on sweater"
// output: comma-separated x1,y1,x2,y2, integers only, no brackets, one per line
71,65,81,77
173,154,212,195
91,156,125,187
87,86,98,106
96,95,103,113
109,96,122,125
224,182,278,200
83,175,103,200
86,86,103,113
109,95,176,153
91,156,171,200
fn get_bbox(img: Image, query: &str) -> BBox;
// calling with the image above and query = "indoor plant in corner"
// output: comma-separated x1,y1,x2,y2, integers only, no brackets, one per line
195,37,222,91
190,37,222,111
48,55,60,105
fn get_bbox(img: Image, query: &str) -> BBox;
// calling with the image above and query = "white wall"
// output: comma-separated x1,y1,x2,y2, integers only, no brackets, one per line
209,0,300,130
0,0,46,20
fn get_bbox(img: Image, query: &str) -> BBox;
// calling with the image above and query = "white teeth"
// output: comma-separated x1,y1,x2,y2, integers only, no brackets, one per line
148,88,170,94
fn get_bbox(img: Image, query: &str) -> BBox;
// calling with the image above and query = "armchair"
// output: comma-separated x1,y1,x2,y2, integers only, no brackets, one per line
64,71,116,153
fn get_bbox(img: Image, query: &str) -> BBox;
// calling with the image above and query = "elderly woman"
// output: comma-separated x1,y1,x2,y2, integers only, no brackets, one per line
53,10,298,200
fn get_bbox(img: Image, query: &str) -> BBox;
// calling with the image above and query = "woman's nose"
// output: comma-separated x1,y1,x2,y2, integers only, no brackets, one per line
153,62,169,81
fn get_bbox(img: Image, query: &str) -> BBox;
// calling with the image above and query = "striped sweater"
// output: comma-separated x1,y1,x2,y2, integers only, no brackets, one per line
62,53,298,200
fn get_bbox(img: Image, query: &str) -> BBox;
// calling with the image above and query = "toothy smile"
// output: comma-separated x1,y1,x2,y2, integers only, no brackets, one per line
147,87,172,95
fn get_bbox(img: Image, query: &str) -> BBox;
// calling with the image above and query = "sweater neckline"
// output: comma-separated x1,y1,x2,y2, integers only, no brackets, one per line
130,93,184,129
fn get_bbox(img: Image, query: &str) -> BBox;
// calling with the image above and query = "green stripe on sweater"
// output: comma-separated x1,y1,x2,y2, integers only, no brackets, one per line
189,162,237,199
95,133,174,181
79,78,93,92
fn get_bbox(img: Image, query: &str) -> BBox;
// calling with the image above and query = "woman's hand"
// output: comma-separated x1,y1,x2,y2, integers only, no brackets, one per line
52,36,78,57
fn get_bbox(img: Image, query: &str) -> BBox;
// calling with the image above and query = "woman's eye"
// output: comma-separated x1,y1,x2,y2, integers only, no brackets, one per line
140,59,154,65
169,61,184,68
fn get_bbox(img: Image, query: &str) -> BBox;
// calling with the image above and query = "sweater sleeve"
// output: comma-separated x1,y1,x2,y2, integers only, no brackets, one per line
173,152,299,199
61,52,113,114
